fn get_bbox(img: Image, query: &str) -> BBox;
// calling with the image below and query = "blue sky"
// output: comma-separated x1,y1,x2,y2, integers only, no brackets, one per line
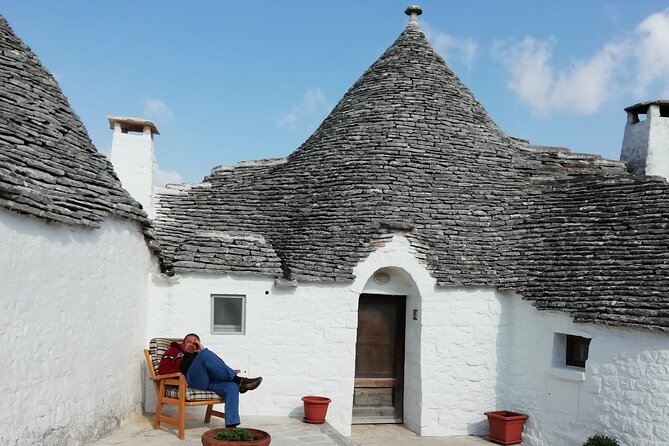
2,1,669,184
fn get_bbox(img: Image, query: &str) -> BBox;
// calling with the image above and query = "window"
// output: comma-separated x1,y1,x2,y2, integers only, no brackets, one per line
552,333,592,370
565,335,591,368
211,294,245,334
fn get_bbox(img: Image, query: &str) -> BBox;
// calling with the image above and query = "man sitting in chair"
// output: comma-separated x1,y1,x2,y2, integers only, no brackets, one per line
158,333,262,428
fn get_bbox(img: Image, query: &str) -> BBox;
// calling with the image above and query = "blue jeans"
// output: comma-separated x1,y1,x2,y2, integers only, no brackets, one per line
186,349,240,425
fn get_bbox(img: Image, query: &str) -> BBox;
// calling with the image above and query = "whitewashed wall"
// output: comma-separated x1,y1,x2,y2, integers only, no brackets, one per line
351,235,510,436
147,234,508,437
147,233,669,444
621,104,669,180
109,129,156,218
419,286,511,436
505,295,669,446
0,208,151,446
147,271,359,436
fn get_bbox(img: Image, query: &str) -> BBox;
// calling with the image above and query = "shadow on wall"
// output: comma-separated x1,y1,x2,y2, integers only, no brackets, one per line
465,289,515,435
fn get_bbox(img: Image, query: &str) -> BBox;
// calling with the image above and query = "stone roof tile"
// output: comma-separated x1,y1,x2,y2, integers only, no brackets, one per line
152,19,669,331
0,15,155,242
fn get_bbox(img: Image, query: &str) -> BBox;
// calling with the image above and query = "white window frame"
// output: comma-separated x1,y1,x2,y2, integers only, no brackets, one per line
211,294,246,335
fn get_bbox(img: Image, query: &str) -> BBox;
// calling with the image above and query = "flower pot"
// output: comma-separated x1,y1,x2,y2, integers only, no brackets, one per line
301,395,331,424
201,428,271,446
483,411,528,445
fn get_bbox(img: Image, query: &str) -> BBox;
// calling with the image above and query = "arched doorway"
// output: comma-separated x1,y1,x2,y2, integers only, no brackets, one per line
353,293,406,423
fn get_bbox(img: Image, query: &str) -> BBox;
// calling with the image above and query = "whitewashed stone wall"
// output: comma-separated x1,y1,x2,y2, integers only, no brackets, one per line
621,104,669,180
147,233,669,444
110,128,156,218
350,235,510,436
147,234,508,437
0,208,151,446
146,272,359,436
419,287,511,436
505,295,669,446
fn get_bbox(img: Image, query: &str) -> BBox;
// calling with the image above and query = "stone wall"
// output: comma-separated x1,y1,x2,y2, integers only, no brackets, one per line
0,209,151,446
109,126,157,218
146,272,359,436
146,235,507,437
419,287,511,436
146,234,668,443
621,104,669,179
506,295,669,446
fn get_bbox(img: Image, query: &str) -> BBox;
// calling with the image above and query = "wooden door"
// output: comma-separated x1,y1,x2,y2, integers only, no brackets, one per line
353,294,406,423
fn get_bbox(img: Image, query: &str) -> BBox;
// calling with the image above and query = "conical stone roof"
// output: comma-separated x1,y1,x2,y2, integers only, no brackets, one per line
154,15,669,331
156,23,526,281
272,23,532,284
0,16,151,231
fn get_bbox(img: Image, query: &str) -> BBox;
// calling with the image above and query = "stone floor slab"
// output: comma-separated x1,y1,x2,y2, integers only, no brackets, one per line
86,413,515,445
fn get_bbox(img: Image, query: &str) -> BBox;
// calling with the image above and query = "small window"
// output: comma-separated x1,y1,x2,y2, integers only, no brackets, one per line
566,335,591,368
211,294,245,334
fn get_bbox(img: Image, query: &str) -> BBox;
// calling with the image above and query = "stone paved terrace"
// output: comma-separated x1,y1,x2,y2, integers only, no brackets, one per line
87,413,509,445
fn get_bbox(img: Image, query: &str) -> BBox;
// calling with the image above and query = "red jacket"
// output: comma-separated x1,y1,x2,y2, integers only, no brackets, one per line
158,341,185,375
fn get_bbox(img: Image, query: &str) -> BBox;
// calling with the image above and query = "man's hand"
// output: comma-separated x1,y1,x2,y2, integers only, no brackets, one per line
195,342,205,352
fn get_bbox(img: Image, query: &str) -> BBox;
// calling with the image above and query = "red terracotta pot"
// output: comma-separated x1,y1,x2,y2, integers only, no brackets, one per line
483,411,528,445
301,396,332,424
201,428,271,446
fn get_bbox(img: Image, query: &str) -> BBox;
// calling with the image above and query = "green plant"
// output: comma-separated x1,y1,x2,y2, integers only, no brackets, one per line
213,428,254,441
583,434,621,446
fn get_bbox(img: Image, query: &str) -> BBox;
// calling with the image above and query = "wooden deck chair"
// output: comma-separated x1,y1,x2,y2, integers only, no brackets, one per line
145,337,226,439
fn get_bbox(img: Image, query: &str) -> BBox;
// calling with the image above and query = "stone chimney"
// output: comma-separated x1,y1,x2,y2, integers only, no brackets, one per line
108,116,159,218
620,100,669,180
405,5,423,27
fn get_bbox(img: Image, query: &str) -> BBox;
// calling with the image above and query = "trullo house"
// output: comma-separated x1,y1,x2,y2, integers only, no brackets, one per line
1,6,668,446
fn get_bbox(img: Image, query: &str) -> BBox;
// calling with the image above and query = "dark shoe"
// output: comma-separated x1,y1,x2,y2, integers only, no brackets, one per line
225,424,239,428
239,376,262,394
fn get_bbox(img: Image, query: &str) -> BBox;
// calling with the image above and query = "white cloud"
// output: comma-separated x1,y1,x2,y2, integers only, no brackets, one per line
423,23,478,67
492,37,554,113
276,112,299,128
493,37,627,116
493,8,669,116
153,166,183,187
302,88,327,114
276,88,328,129
634,9,669,95
143,98,174,124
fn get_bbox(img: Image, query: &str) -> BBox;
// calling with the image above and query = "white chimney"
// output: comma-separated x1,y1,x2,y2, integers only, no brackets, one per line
620,100,669,181
108,116,159,218
405,5,423,27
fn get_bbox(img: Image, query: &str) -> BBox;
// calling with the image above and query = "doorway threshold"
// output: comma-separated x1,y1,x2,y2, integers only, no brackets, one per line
352,416,402,425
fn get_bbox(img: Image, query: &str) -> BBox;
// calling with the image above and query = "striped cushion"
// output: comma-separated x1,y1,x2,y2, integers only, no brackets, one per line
165,386,222,401
148,337,224,402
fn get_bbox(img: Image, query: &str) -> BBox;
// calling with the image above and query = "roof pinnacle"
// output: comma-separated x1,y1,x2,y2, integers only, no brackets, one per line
405,5,423,27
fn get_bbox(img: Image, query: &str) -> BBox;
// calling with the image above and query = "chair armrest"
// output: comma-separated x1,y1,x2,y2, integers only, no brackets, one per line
151,372,183,381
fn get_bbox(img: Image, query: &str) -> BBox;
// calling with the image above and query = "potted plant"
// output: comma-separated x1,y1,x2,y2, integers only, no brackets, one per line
201,428,271,446
483,410,528,445
301,395,332,424
583,434,621,446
